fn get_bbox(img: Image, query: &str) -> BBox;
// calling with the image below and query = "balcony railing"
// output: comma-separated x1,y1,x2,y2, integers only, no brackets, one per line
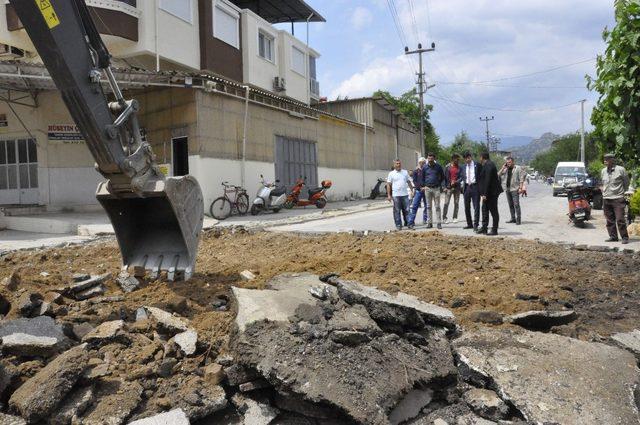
310,78,320,98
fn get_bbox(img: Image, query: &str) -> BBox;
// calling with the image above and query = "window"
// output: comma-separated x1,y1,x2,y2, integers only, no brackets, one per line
214,2,239,48
291,46,306,75
309,56,317,80
159,0,192,23
258,31,274,62
0,139,37,190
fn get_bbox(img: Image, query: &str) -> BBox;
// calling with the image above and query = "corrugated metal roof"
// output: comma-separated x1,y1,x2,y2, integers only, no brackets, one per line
229,0,325,23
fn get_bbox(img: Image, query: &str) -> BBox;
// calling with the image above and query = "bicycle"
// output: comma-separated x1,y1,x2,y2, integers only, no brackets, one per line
209,182,249,220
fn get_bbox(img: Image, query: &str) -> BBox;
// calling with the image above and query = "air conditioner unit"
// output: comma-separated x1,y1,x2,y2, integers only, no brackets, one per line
273,76,286,92
204,80,216,93
0,44,24,59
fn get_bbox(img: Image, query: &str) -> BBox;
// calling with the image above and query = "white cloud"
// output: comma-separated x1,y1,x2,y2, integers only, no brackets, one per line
351,6,373,30
329,55,413,99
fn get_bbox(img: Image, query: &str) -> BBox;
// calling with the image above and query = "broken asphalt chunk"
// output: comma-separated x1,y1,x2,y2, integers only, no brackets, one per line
336,279,456,330
231,273,336,333
453,328,640,424
9,344,90,423
145,306,189,334
611,329,640,361
505,310,576,331
128,409,190,425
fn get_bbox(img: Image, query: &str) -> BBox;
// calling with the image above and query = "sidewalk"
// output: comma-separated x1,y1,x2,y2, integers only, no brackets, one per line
214,198,390,229
0,199,390,253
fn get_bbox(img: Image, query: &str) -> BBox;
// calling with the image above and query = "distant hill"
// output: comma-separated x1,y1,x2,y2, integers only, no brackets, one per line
508,132,560,164
470,135,534,149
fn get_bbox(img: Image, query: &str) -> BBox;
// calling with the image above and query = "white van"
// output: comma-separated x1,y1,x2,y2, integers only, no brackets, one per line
552,161,586,196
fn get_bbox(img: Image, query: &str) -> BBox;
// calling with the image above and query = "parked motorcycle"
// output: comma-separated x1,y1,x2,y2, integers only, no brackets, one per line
251,175,287,215
284,178,332,209
369,178,387,199
565,182,592,227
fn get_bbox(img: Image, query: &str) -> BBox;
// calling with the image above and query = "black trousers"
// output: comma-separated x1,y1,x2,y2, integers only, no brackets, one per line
464,184,480,227
481,194,500,231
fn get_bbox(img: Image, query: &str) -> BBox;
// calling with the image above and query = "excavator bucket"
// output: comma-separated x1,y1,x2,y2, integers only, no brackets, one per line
97,176,204,281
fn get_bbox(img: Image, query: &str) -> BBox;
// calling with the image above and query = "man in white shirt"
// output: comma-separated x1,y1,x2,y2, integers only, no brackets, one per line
387,159,414,230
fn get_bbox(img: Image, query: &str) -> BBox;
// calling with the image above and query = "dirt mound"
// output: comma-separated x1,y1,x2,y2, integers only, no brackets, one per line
0,229,638,423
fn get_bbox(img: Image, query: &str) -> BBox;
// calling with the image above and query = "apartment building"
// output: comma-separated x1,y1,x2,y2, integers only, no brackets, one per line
0,1,421,211
0,0,323,104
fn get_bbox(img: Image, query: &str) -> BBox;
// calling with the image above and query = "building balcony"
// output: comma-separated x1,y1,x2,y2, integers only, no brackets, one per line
6,0,140,42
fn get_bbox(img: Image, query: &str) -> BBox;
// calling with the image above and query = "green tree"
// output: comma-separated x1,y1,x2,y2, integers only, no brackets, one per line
530,133,600,176
373,89,440,155
587,0,640,181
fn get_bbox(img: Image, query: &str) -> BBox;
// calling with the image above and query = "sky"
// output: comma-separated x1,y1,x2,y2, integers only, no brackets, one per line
280,0,616,145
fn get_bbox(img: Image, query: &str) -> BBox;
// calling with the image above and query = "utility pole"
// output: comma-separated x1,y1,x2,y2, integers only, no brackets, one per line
405,42,435,157
579,99,586,164
479,116,495,152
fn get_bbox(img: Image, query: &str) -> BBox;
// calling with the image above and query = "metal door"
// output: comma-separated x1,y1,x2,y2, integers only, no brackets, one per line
0,138,39,205
275,136,318,196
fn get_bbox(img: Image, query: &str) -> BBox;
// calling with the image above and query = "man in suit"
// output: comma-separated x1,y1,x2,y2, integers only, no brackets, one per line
460,152,482,231
477,152,503,236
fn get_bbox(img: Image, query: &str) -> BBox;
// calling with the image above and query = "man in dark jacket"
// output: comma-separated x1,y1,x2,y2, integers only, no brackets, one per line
477,152,503,235
460,152,482,231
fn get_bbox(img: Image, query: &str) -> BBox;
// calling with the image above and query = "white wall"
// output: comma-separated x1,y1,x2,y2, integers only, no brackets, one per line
188,155,275,211
0,0,201,71
318,167,391,201
277,31,308,105
241,10,280,96
189,154,390,209
119,0,200,70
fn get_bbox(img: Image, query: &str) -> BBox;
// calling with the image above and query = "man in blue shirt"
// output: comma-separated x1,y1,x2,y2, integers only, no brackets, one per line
422,152,446,229
407,157,428,229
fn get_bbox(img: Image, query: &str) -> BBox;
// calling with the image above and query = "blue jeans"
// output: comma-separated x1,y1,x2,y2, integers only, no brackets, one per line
392,196,410,228
408,190,429,225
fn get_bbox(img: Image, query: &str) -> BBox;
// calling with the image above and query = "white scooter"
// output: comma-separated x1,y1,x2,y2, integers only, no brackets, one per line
251,175,288,215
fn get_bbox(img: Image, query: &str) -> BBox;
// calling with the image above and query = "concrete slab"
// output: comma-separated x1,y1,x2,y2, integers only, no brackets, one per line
611,329,640,360
231,273,334,333
453,328,640,425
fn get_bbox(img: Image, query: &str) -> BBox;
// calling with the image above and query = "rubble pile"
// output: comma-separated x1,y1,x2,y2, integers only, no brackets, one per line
0,270,233,424
0,239,639,424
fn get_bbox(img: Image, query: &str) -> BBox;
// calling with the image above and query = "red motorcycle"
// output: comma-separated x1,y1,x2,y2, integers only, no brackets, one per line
284,178,332,209
565,182,592,227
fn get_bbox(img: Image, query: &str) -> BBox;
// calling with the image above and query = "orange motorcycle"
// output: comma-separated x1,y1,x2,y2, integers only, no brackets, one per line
565,182,592,227
284,178,332,209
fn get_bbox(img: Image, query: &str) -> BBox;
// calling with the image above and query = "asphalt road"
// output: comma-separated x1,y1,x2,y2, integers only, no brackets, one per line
271,181,639,251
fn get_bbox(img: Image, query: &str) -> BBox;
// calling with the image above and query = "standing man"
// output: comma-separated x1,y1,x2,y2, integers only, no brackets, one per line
601,153,630,244
407,157,429,228
422,153,446,229
443,154,462,224
498,156,526,225
477,152,503,235
387,159,414,231
461,152,482,231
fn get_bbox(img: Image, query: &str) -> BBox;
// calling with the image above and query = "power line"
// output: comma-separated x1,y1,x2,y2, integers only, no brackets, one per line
434,81,587,90
442,58,597,84
424,0,433,40
386,0,418,75
407,0,420,44
426,93,582,113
